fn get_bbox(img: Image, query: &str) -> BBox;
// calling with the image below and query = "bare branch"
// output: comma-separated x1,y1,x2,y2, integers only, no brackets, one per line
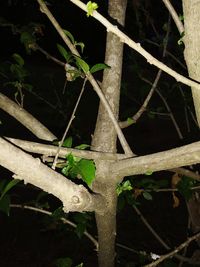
0,93,56,141
162,0,184,34
144,231,200,267
52,78,87,169
69,0,200,91
112,141,200,178
5,137,128,160
37,0,134,157
0,137,104,213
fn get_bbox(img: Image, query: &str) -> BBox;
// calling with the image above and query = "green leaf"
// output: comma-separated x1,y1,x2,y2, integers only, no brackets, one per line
75,264,83,267
0,194,10,216
57,44,70,61
0,179,8,194
75,223,86,239
90,63,110,74
145,170,153,176
142,191,152,201
76,159,95,186
117,180,133,196
126,117,135,125
86,1,98,17
74,42,85,53
51,206,64,220
0,179,20,200
177,176,193,200
20,31,36,54
55,257,72,267
75,144,90,150
74,56,90,73
63,29,75,44
63,136,73,148
12,53,24,67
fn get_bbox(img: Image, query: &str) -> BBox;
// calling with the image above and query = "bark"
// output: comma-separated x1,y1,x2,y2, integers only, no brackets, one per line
0,92,56,141
0,137,104,213
182,1,200,254
91,0,127,266
182,1,200,126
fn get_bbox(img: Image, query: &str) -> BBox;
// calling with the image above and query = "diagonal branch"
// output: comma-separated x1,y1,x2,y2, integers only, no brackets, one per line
37,0,134,157
162,0,184,34
0,137,104,213
144,231,200,267
69,0,200,91
0,92,56,141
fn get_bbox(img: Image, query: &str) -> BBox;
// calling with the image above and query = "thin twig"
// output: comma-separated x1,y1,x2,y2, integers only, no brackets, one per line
119,15,170,128
52,78,87,170
139,75,183,139
134,205,200,265
10,204,98,248
68,0,200,91
37,0,134,157
143,231,200,267
162,0,184,35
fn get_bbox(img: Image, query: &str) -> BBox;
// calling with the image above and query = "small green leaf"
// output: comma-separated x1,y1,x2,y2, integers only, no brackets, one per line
75,223,86,239
90,63,110,74
142,191,152,201
57,44,70,61
177,176,193,200
74,56,90,73
75,144,90,150
20,31,36,54
74,42,85,53
12,53,24,67
63,29,75,44
75,264,83,267
63,136,73,148
145,170,153,176
51,207,64,220
126,117,135,125
86,1,98,17
55,257,72,267
76,159,95,186
117,180,133,196
0,179,20,200
0,194,10,216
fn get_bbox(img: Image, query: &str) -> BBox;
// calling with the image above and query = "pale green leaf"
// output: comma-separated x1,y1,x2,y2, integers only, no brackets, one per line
77,159,95,186
74,56,90,73
90,63,110,74
1,179,20,200
12,53,24,67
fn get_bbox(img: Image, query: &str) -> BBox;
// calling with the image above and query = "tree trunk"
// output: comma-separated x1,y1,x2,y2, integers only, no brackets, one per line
182,0,200,256
182,0,200,126
91,0,127,266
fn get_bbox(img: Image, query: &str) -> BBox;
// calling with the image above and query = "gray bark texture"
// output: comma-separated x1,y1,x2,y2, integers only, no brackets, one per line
91,0,127,266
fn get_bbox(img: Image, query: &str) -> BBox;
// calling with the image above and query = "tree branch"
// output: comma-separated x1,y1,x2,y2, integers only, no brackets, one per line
69,0,200,91
37,0,134,157
5,137,128,160
0,137,104,213
0,93,56,141
162,0,184,34
144,231,200,267
111,141,200,178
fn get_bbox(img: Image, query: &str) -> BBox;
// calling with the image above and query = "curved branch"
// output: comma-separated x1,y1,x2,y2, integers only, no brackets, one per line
162,0,184,34
111,141,200,178
0,137,104,213
69,0,200,91
0,93,56,141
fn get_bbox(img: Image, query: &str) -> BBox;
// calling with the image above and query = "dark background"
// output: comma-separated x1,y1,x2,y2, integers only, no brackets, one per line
0,1,199,266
